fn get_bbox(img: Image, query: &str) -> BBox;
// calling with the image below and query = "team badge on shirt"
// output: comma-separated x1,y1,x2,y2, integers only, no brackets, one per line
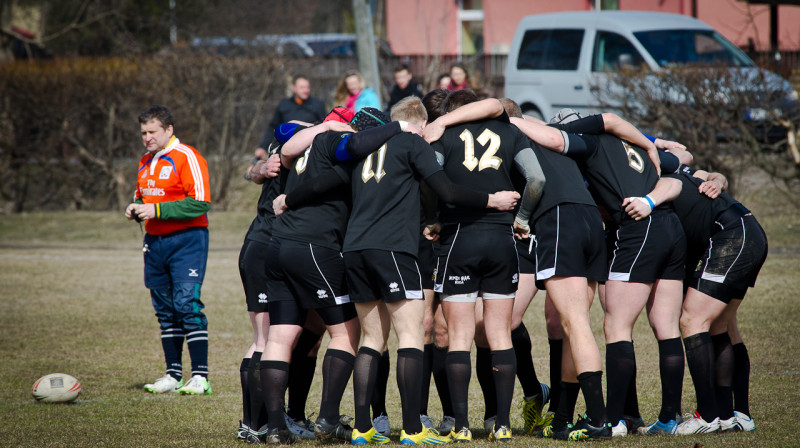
159,166,172,179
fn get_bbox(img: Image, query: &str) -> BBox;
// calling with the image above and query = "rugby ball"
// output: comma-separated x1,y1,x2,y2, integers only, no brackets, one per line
32,373,82,403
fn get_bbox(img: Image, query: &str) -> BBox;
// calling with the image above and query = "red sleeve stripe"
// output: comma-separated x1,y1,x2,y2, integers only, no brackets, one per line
175,145,206,202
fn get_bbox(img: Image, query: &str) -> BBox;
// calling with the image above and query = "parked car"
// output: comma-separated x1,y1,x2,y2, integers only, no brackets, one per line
504,10,798,136
189,33,392,58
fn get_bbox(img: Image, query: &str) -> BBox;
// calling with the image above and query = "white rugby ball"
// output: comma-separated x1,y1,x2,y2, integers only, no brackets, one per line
32,373,82,403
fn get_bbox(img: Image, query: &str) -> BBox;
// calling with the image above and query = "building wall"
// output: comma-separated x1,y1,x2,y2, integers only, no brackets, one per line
386,0,800,55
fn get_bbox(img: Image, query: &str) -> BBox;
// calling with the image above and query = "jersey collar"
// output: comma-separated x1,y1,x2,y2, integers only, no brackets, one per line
149,136,180,175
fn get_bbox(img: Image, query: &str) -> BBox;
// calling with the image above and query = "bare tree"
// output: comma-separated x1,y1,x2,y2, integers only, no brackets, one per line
593,64,800,206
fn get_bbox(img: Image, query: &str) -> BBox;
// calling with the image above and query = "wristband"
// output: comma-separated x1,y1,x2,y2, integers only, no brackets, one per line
644,195,655,210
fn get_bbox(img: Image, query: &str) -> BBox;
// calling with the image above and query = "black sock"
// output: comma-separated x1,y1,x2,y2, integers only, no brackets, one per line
683,332,718,421
622,363,641,419
421,343,434,416
475,346,496,421
577,371,606,424
353,347,381,432
240,358,251,427
657,338,684,423
605,341,636,424
161,328,184,381
492,348,517,428
371,350,389,417
712,332,735,420
433,345,454,417
262,360,290,431
186,329,209,378
552,381,580,431
547,339,563,413
287,356,316,422
319,349,355,422
512,323,541,400
249,352,268,430
446,350,471,430
732,342,751,416
287,329,322,422
398,348,424,434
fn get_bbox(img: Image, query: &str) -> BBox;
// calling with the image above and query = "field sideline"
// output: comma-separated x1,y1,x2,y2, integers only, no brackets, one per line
0,189,798,447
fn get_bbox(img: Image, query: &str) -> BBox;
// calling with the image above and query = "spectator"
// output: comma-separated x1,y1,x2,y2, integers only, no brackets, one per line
386,64,423,114
253,75,326,168
334,70,381,114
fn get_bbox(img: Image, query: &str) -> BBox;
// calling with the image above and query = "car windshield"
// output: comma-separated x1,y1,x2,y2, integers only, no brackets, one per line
633,29,754,68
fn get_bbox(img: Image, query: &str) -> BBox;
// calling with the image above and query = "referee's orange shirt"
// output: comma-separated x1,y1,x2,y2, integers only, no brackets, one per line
134,136,211,236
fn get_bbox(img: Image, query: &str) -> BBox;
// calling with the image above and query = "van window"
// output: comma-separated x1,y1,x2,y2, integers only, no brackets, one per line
633,30,754,67
592,31,645,72
517,29,584,70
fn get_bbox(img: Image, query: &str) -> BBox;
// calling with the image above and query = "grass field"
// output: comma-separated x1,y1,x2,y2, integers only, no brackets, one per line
1,179,799,447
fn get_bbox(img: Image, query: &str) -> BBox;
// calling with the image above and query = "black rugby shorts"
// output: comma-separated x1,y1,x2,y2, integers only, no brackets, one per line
688,214,767,303
434,223,519,298
534,204,607,284
344,249,423,303
608,211,686,283
238,239,270,313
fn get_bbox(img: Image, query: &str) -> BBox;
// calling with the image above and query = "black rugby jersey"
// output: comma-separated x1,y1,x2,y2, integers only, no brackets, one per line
565,133,660,225
343,132,443,256
272,131,353,250
244,141,285,245
431,118,530,225
529,143,595,222
670,165,738,246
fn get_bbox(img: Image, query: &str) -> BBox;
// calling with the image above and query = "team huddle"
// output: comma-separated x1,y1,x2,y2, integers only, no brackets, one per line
128,81,767,445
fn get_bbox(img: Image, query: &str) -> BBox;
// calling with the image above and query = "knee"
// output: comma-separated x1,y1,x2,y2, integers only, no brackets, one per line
434,323,449,347
545,309,562,338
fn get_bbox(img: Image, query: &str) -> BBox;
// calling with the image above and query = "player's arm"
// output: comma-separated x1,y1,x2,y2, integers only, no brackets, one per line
274,168,351,216
423,171,519,211
599,113,660,174
280,121,353,167
623,176,682,221
509,117,569,151
423,98,506,143
690,168,728,199
335,121,409,161
512,148,547,237
249,153,281,185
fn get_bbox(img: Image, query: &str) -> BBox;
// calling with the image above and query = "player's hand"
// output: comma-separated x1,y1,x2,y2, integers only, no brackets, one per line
653,138,686,150
125,204,138,221
488,191,520,211
422,119,446,143
698,180,723,199
423,222,441,242
273,194,288,217
622,197,653,221
513,216,530,239
327,121,354,133
259,154,281,178
404,122,423,136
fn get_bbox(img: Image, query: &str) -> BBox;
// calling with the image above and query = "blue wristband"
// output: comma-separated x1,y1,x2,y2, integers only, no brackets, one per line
644,195,655,210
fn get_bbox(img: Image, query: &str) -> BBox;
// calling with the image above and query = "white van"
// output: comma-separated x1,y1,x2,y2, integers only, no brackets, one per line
504,10,796,125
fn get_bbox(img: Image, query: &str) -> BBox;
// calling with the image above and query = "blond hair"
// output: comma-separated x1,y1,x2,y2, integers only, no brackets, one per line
390,96,427,126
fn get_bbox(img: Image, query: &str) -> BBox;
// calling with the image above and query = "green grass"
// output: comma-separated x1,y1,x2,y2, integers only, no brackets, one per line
0,193,798,447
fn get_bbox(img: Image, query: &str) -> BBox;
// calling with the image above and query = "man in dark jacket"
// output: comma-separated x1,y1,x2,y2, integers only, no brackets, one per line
252,74,326,164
